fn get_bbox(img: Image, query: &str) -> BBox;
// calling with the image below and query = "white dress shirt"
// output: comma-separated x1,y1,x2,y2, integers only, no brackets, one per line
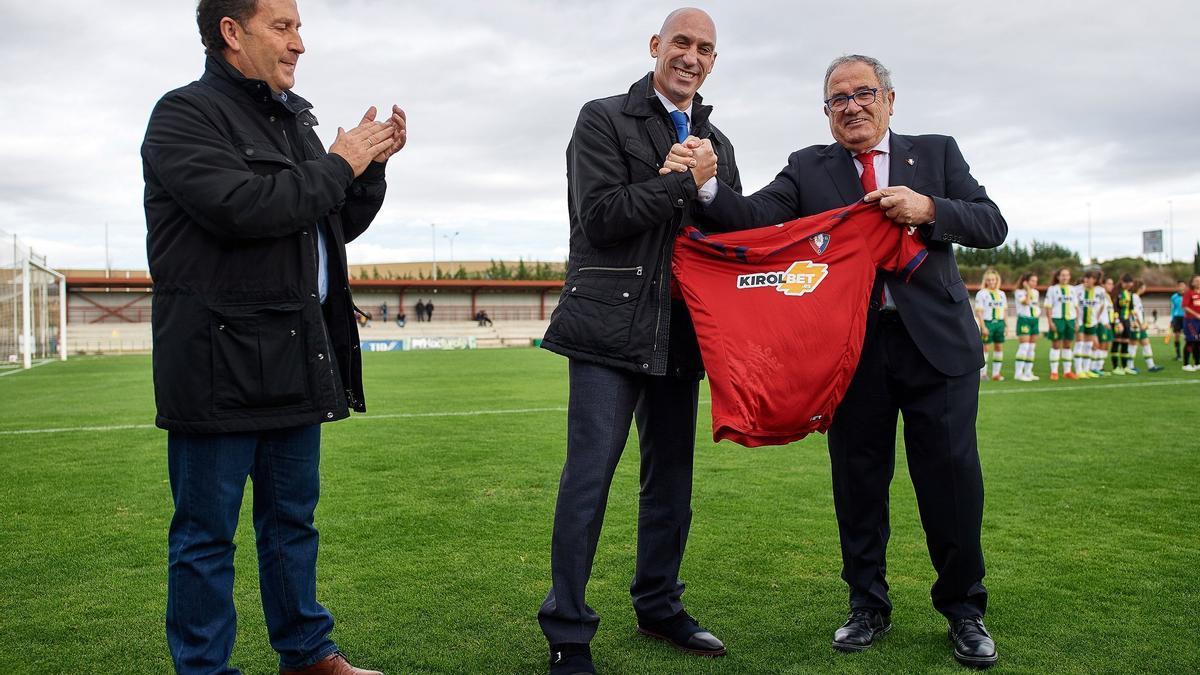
852,130,891,193
853,131,897,308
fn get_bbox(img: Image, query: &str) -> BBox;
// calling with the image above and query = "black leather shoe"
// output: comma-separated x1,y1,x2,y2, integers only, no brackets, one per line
636,610,726,657
831,609,892,652
948,617,998,668
549,643,595,675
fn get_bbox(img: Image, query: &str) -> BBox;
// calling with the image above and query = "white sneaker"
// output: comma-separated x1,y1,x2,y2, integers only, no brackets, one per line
1184,365,1198,372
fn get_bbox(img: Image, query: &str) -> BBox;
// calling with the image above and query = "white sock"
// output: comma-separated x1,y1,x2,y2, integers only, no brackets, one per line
992,352,1003,377
1074,341,1088,372
1016,344,1028,376
1143,345,1156,368
1051,348,1060,374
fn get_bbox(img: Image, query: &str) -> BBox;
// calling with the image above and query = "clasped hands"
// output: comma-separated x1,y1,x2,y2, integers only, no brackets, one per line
657,136,718,187
657,137,935,226
330,105,407,177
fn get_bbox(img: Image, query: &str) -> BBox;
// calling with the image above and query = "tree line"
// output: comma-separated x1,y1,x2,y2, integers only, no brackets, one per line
358,259,566,281
355,243,1200,286
954,240,1199,286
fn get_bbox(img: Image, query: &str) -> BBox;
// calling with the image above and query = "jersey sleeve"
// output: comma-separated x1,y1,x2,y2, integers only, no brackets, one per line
974,289,988,310
1000,290,1008,307
864,218,928,281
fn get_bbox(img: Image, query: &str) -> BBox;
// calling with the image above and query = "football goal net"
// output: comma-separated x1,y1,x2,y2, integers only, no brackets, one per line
2,230,66,371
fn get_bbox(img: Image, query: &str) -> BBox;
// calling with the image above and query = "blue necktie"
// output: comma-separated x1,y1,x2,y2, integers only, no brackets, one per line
669,110,689,143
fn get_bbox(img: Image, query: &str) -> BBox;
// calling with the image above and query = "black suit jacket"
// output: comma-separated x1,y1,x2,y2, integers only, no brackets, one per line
703,132,1006,376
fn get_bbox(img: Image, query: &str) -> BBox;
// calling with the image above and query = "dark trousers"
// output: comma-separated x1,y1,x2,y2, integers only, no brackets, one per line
166,426,337,674
538,360,699,645
827,311,988,621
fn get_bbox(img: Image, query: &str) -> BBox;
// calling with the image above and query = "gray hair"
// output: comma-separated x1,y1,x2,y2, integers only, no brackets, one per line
823,55,893,97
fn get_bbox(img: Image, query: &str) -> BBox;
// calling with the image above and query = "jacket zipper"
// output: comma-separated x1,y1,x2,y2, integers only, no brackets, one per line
291,115,341,411
578,265,643,275
650,244,670,358
305,227,339,404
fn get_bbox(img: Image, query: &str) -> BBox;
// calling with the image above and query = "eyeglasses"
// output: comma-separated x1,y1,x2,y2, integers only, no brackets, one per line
824,88,880,112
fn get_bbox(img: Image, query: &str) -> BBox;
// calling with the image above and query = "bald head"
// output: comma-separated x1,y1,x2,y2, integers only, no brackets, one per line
660,7,715,40
650,7,718,109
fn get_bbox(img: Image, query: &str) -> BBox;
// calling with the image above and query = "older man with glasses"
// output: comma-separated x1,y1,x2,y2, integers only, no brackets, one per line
662,54,1007,669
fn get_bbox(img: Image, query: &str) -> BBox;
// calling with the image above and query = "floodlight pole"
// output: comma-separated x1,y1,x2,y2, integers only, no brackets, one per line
1086,202,1092,264
431,222,438,281
1167,200,1173,263
444,231,460,264
22,255,31,369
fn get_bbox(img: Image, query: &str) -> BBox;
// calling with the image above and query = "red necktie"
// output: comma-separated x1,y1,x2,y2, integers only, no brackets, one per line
856,150,880,194
856,150,888,307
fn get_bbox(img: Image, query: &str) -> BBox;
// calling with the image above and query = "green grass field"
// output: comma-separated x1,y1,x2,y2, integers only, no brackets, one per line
1,340,1197,674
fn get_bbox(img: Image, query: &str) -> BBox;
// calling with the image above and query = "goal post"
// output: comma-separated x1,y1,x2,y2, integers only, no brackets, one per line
2,231,66,370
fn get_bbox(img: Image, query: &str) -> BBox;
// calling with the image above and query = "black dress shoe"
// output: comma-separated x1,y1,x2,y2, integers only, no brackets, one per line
549,643,595,675
636,610,726,657
948,617,998,668
831,609,892,652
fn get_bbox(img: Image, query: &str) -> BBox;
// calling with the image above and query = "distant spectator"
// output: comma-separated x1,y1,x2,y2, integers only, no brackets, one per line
396,312,406,328
426,300,435,321
415,299,426,322
380,302,388,322
1171,281,1186,360
1183,275,1200,371
476,310,493,327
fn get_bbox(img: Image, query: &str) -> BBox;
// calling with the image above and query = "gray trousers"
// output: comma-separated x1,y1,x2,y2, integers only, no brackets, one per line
538,359,699,645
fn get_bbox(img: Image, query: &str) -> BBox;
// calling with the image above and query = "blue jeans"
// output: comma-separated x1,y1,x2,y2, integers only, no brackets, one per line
166,425,338,674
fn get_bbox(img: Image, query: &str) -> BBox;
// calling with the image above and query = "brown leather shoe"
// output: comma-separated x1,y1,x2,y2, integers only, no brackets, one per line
280,651,382,675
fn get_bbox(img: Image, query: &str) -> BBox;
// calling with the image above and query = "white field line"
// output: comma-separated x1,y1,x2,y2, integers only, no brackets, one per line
1,378,1197,436
978,378,1199,395
0,359,57,377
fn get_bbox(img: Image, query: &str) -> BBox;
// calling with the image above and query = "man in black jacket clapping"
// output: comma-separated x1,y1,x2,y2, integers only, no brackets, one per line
141,1,405,672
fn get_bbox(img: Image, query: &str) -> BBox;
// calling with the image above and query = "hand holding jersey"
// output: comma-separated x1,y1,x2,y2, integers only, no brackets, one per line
863,185,936,226
672,200,926,446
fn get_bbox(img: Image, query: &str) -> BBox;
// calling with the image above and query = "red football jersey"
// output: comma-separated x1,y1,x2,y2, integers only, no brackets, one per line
672,200,928,447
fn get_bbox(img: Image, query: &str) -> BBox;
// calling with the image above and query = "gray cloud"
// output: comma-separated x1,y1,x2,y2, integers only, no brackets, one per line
1,0,1197,269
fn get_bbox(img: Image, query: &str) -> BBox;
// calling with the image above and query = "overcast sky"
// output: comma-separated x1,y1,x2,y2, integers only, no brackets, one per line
2,0,1198,271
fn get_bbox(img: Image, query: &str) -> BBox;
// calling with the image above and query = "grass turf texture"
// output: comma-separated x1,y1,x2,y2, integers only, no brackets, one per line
0,341,1197,674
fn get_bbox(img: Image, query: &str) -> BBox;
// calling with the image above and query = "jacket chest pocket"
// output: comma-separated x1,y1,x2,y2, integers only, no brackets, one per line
236,139,297,176
551,269,644,354
210,301,310,411
624,138,663,180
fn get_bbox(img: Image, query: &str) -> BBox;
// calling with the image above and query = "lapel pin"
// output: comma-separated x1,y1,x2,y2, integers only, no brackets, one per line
907,158,915,166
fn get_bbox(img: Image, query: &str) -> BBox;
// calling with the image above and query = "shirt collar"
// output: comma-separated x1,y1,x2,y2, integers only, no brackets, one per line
653,87,692,120
871,130,891,155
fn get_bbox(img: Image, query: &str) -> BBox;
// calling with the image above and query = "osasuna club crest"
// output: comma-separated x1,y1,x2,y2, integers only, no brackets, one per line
810,232,830,255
